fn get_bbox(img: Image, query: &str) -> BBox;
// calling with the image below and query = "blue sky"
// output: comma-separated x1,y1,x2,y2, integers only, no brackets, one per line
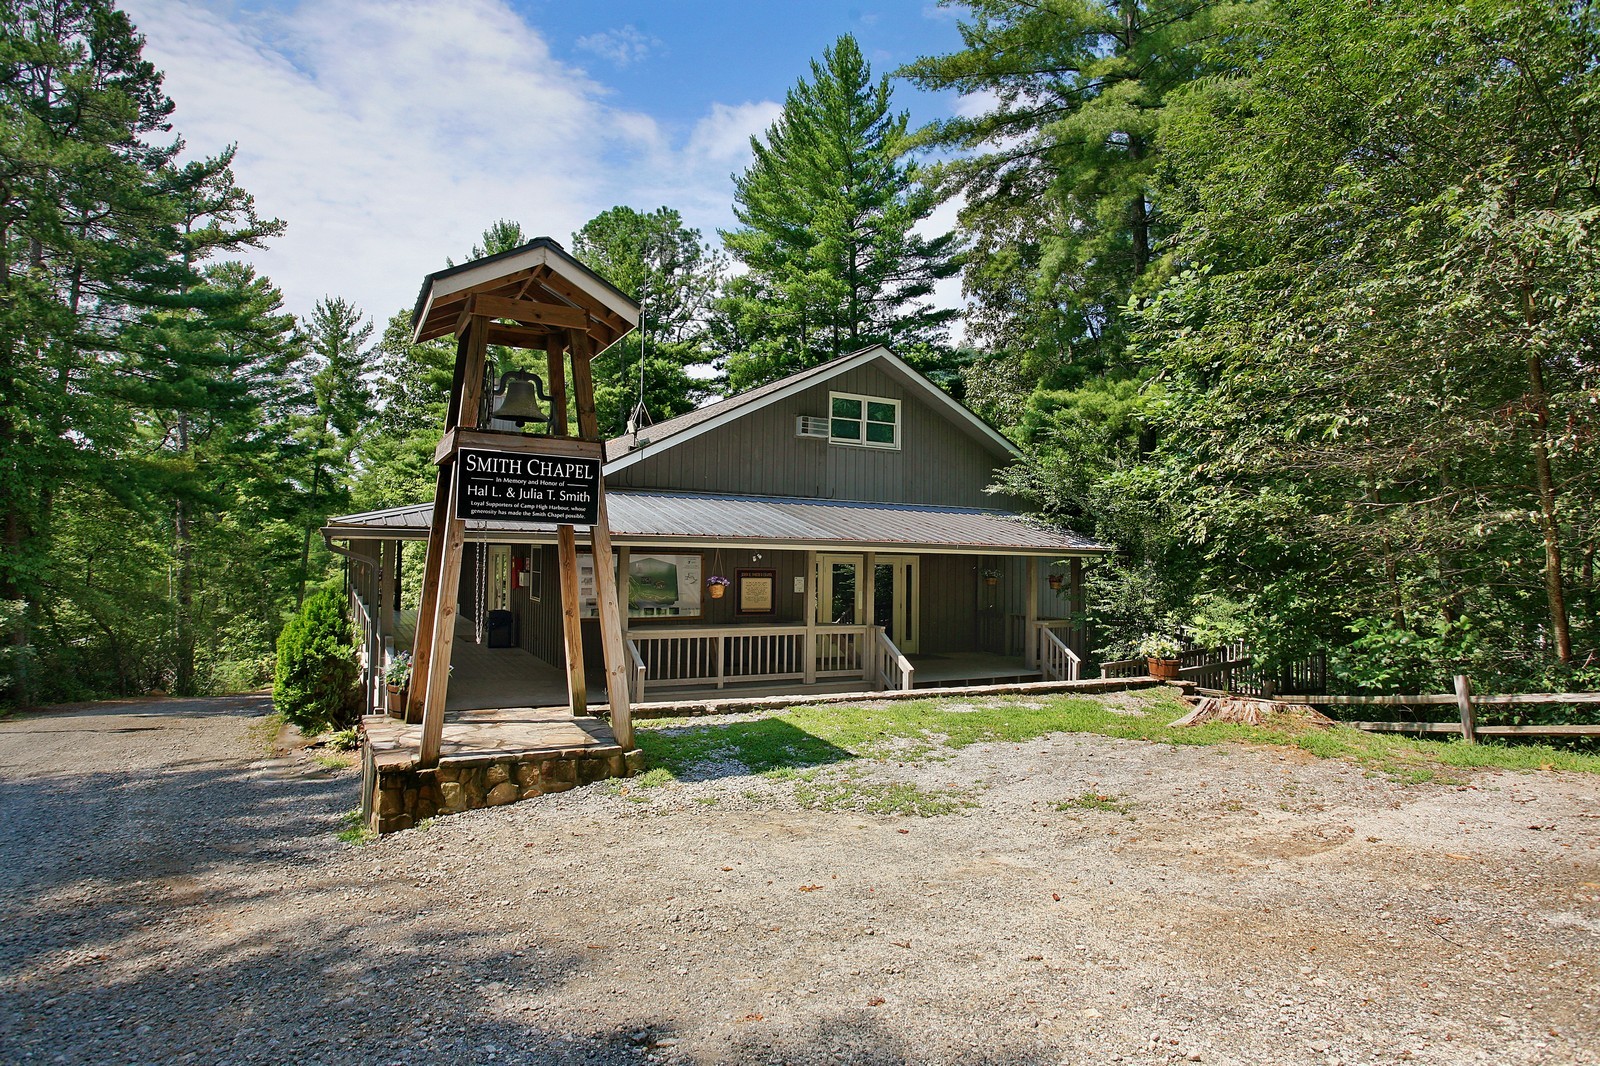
119,0,976,330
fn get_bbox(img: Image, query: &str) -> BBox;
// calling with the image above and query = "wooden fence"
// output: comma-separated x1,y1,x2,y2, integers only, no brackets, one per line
1099,642,1325,696
1263,675,1600,743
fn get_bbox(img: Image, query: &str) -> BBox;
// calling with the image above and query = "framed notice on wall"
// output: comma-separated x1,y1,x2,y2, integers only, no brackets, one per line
578,552,704,619
736,568,777,615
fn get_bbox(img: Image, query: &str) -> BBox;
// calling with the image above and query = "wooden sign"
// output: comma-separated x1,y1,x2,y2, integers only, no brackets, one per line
455,446,600,525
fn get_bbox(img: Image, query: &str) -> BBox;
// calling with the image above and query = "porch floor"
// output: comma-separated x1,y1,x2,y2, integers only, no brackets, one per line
908,652,1041,688
363,705,620,766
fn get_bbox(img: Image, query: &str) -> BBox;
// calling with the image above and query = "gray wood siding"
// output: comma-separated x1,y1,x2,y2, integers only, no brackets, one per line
612,364,1012,506
920,554,979,654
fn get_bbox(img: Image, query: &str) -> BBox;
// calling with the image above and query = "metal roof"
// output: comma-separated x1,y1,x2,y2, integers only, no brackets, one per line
324,489,1109,556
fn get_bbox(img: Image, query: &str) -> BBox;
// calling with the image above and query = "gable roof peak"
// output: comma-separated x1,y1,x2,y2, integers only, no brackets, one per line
604,344,1018,471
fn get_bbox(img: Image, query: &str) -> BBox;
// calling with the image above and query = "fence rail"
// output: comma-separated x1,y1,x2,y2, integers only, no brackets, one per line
1240,675,1600,742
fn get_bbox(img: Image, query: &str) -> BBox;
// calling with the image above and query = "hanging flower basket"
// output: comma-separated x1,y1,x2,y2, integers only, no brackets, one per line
1047,573,1064,591
707,575,730,599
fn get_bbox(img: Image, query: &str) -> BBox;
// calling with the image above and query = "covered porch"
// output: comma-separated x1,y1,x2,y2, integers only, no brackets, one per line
335,531,1097,716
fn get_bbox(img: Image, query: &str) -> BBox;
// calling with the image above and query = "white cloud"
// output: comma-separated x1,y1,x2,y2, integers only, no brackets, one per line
575,25,662,68
119,0,965,337
126,0,631,325
686,101,783,164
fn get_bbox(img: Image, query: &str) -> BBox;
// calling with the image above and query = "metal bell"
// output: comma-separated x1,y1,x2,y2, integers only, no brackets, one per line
490,370,549,426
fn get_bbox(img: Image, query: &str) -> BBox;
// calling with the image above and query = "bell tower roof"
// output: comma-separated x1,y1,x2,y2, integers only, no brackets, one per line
409,237,639,350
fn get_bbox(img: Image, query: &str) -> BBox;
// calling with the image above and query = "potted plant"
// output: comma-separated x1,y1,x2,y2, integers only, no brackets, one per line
706,575,731,600
1137,634,1184,681
383,651,412,715
981,568,1001,587
1047,571,1064,591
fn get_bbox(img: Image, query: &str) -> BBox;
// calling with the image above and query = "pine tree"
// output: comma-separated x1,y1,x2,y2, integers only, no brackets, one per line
901,0,1235,395
720,34,961,390
572,205,721,432
293,297,373,606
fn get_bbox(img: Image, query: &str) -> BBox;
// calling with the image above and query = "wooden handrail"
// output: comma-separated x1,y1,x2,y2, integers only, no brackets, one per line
871,625,914,691
625,638,647,705
1036,624,1081,682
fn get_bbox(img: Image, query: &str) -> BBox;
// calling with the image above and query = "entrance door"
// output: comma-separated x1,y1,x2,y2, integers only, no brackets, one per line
873,556,920,653
816,554,919,653
816,554,863,625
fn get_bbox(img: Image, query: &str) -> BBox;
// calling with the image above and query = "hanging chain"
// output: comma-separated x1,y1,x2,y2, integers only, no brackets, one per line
475,543,488,644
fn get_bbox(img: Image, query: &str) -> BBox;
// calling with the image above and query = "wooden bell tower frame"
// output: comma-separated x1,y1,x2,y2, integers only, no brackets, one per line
403,240,639,766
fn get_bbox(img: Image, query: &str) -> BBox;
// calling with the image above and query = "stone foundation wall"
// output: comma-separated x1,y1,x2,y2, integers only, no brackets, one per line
363,745,645,834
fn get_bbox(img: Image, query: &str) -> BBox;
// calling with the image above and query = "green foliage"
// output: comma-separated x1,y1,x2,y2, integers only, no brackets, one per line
720,34,962,389
1129,0,1600,687
272,588,358,734
571,206,722,431
902,0,1238,385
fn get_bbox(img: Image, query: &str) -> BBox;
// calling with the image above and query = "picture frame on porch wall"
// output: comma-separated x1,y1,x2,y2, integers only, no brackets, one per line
577,551,705,619
735,568,778,615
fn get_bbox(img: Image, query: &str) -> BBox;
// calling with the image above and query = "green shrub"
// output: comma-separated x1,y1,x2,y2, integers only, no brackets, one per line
273,589,358,733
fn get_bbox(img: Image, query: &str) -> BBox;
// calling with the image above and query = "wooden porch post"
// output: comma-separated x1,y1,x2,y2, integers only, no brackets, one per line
377,540,395,647
555,526,587,714
1024,557,1039,669
862,551,877,683
803,550,818,684
570,330,633,751
541,333,587,716
417,316,490,767
1068,558,1085,652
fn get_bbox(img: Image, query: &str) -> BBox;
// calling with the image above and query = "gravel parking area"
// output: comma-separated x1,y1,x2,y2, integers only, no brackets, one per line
1,694,1596,1065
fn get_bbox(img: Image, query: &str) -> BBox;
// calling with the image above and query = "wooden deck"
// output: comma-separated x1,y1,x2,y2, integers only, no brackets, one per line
363,705,619,767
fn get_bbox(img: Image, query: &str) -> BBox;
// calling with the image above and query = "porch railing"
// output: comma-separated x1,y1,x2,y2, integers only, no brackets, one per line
629,625,870,691
1035,621,1081,682
350,586,384,712
626,638,647,705
870,625,915,691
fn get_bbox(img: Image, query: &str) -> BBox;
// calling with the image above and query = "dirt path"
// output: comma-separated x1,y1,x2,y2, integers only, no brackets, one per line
0,696,1596,1065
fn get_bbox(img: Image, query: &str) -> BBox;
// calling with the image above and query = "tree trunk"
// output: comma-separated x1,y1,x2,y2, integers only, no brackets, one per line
297,462,321,609
1522,284,1572,663
174,414,195,695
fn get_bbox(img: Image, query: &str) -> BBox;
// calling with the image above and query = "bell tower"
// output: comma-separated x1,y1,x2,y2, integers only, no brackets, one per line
404,239,638,766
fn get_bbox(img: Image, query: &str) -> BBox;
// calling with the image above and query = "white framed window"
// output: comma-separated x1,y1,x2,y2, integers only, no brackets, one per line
829,391,900,449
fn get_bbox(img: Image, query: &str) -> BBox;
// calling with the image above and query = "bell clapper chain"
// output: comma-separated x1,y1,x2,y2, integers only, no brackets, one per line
474,542,488,645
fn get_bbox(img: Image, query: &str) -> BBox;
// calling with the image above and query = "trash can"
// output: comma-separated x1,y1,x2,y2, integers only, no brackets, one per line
486,609,516,648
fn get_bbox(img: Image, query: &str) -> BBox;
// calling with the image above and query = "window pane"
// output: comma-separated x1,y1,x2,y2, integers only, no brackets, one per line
830,563,857,624
865,421,895,444
866,401,896,424
832,396,862,418
832,418,861,440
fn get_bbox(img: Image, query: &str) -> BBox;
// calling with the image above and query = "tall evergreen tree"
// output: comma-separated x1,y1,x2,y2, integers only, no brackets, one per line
293,296,373,606
572,205,721,432
1135,0,1600,686
720,34,961,390
901,0,1234,396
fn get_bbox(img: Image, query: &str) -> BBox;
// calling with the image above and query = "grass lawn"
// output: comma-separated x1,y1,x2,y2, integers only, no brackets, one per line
635,688,1600,788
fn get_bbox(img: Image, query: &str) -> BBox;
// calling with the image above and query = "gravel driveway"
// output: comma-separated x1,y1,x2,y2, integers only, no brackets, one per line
1,694,1596,1066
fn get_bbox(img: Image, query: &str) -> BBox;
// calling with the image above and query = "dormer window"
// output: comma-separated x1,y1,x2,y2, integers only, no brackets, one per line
829,392,900,449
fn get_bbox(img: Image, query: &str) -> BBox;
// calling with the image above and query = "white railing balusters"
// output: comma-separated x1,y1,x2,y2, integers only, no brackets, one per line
1034,620,1081,682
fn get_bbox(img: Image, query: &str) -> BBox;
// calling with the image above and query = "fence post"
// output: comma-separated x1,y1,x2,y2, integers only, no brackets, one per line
1454,674,1477,744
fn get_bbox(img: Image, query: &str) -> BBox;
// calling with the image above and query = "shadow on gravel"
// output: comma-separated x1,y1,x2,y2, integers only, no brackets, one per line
638,718,856,782
0,698,948,1065
11,693,274,720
